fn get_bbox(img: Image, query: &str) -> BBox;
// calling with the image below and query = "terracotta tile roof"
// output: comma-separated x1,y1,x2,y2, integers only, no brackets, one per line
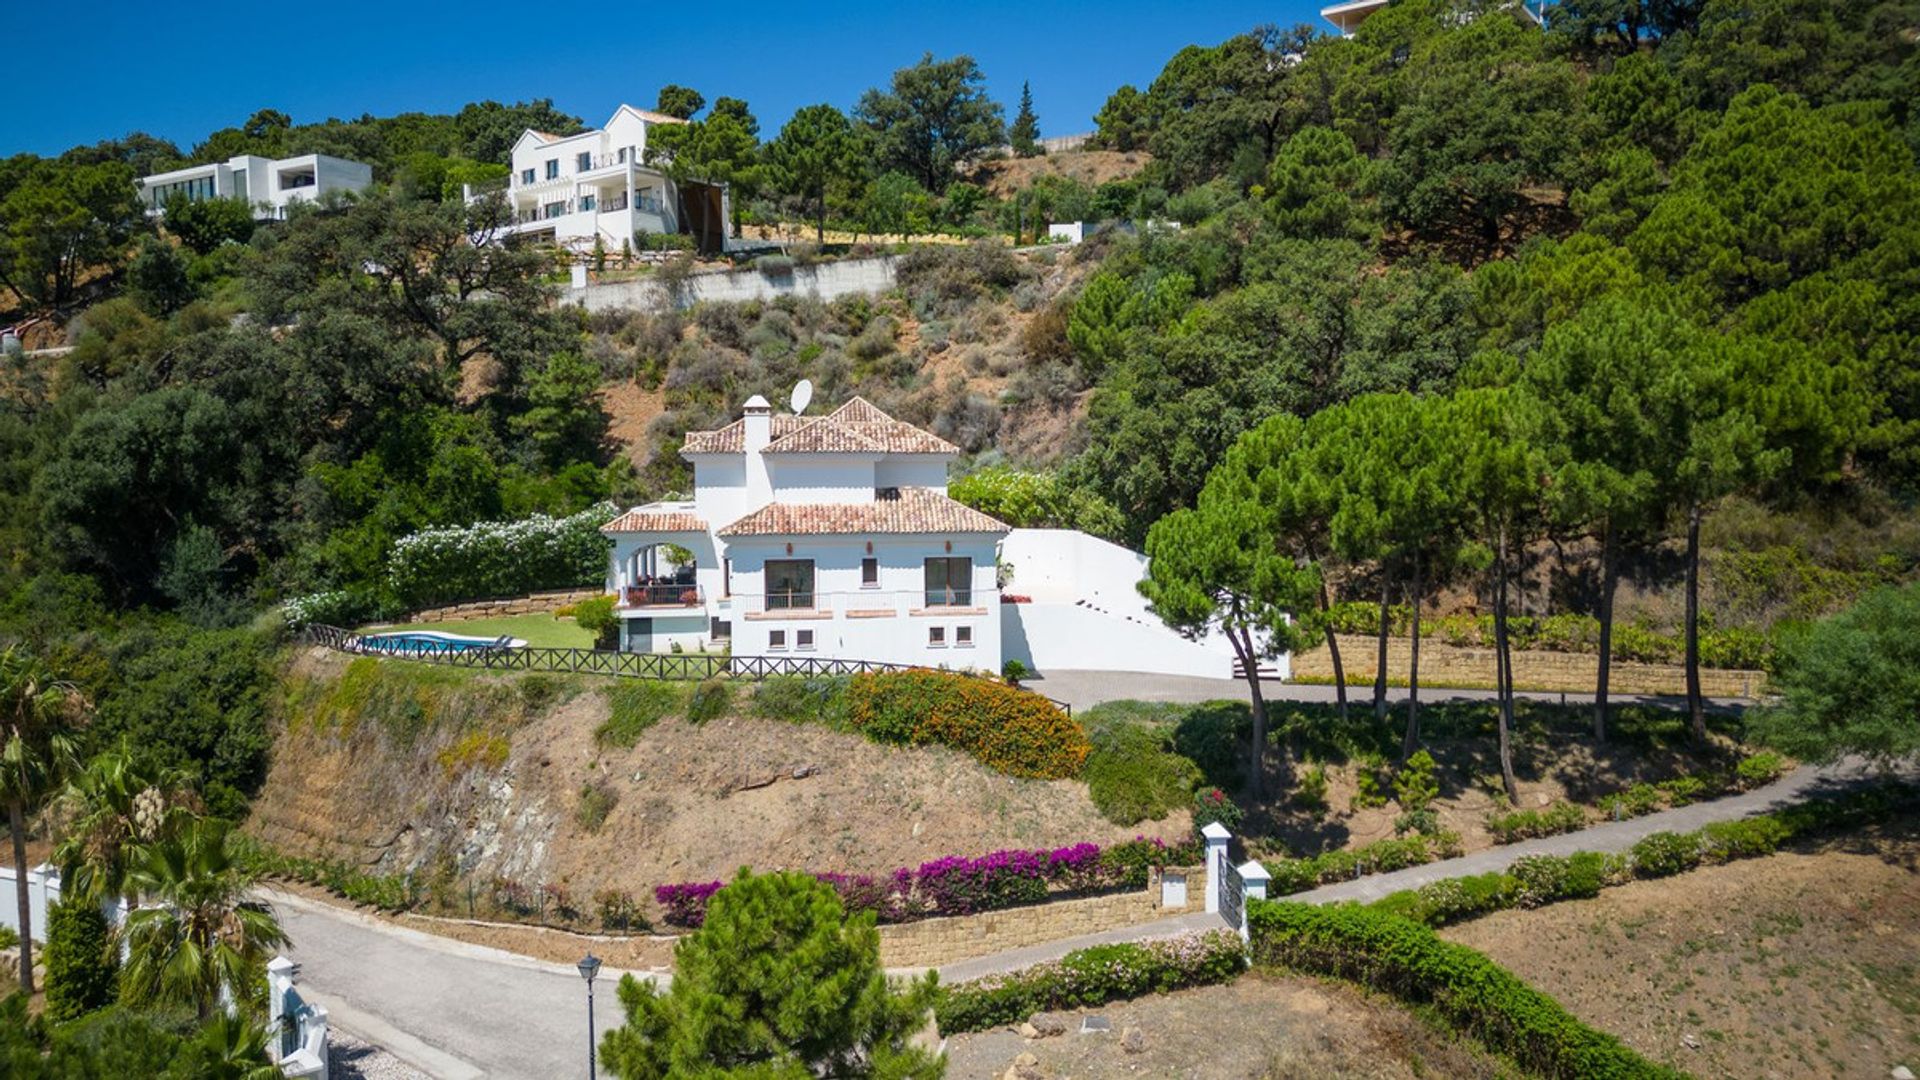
683,397,958,457
681,415,810,453
601,508,708,534
717,488,1009,537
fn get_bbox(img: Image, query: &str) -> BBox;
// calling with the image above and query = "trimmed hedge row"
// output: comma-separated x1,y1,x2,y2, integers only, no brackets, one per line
935,930,1246,1034
848,669,1089,779
1374,782,1915,929
1250,901,1685,1080
1264,831,1462,895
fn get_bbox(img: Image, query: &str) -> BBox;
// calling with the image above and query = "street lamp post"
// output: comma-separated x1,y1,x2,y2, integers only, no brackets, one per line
578,953,602,1078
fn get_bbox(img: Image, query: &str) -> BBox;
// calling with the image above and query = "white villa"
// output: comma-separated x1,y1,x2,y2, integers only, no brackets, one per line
1321,0,1547,36
603,395,1275,679
138,153,373,218
472,104,731,255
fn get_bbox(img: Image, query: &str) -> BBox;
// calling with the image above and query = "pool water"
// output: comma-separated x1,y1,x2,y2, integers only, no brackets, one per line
356,630,528,653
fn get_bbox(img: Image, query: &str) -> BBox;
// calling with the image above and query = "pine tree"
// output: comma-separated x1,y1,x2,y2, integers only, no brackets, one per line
1010,81,1042,158
600,870,943,1079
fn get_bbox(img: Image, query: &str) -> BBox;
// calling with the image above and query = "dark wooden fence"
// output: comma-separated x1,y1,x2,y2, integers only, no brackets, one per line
299,624,1070,714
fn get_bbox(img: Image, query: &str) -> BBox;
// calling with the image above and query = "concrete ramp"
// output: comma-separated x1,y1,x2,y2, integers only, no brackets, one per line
999,529,1276,681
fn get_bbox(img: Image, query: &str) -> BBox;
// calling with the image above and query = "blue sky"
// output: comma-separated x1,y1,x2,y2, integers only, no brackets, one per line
9,0,1332,157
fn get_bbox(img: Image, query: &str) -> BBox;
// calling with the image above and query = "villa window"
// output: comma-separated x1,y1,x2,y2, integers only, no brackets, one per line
581,194,596,212
723,557,732,597
544,201,565,219
956,625,973,648
545,159,559,180
769,630,787,650
861,557,879,588
521,168,534,185
923,557,973,607
710,618,732,642
796,629,815,651
928,626,946,647
617,147,628,163
577,151,592,172
765,559,815,610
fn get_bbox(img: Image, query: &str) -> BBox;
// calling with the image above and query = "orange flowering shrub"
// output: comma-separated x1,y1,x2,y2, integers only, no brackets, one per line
847,670,1089,779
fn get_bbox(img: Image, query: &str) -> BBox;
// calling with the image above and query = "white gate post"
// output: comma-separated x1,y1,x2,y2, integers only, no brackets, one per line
1201,821,1231,914
1236,860,1271,941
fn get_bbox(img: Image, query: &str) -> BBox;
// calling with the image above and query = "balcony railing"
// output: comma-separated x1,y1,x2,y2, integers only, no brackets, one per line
620,583,703,609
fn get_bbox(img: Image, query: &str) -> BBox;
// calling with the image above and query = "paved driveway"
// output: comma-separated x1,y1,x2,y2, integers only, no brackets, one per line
1029,669,1753,715
272,891,648,1079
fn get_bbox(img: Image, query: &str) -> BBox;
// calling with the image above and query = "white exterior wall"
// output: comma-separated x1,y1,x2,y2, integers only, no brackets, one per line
876,457,951,491
497,108,682,251
768,456,879,504
140,153,371,217
996,528,1274,680
690,455,748,530
0,864,128,943
725,535,1002,671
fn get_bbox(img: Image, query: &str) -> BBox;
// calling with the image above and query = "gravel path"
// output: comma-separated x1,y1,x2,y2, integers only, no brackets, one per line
329,1031,432,1080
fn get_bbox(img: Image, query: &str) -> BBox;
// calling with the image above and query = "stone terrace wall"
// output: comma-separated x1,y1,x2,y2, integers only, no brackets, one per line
407,588,604,625
877,865,1206,969
1292,634,1766,699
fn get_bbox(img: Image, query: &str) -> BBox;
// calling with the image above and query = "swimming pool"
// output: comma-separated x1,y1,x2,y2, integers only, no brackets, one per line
355,630,528,654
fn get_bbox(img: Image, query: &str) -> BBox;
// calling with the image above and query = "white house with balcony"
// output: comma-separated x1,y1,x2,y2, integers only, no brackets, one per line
473,104,731,254
1321,0,1547,36
138,153,373,218
602,396,1270,678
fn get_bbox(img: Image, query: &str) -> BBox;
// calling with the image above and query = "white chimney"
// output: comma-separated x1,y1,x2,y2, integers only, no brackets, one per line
742,395,773,510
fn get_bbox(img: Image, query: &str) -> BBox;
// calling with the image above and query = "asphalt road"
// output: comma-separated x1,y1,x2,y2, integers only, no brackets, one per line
272,891,646,1079
1027,669,1753,715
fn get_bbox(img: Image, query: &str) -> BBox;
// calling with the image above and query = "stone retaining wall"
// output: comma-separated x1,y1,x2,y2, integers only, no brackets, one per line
877,865,1206,969
408,588,605,624
1292,634,1766,698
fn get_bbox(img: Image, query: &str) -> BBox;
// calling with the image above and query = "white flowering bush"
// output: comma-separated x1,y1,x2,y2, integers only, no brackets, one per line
385,503,617,607
282,590,379,629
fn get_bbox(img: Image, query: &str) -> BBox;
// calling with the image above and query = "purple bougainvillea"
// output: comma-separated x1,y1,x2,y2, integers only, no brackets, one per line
654,835,1202,928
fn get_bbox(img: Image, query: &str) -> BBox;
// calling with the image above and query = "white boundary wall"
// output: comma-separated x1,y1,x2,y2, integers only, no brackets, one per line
574,256,898,314
998,528,1280,680
0,864,128,943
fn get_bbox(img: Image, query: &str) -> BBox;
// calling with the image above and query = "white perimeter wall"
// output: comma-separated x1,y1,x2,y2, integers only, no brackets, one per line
998,528,1279,680
575,256,898,313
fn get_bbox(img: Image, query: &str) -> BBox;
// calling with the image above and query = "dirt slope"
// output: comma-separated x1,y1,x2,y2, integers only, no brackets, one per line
247,652,1185,906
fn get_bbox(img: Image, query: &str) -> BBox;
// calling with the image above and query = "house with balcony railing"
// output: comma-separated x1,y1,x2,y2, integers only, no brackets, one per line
468,104,730,255
138,153,372,219
602,395,1269,678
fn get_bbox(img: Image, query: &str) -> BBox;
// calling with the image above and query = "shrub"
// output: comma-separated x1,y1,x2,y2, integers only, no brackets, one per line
935,930,1245,1034
576,782,619,833
1629,831,1702,877
750,675,851,729
1509,855,1573,908
594,889,644,932
1393,750,1440,812
1656,775,1711,806
573,596,618,650
847,670,1088,779
657,881,724,928
597,682,684,747
44,901,117,1022
1352,762,1389,810
1192,786,1243,834
1394,808,1439,836
1734,750,1788,788
1293,766,1329,816
685,678,733,723
1249,902,1684,1079
1083,722,1202,826
387,503,617,608
1001,658,1029,685
1485,801,1587,843
1700,816,1790,861
1598,783,1664,819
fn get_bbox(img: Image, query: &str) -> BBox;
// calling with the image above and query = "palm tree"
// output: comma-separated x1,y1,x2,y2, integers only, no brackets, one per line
177,1011,282,1080
0,646,89,993
121,819,287,1019
54,743,198,912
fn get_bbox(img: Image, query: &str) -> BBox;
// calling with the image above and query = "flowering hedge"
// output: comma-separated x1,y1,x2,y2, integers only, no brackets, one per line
848,669,1089,779
656,836,1199,929
386,502,617,608
935,930,1247,1033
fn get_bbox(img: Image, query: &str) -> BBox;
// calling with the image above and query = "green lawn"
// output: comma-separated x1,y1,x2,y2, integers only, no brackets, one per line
361,613,596,650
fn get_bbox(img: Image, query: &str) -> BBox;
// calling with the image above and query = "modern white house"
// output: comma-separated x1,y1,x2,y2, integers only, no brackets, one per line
602,395,1264,678
138,153,373,218
1321,0,1548,36
472,104,731,254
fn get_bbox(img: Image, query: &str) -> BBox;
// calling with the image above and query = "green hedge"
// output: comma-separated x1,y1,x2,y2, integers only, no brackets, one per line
1322,602,1772,669
1249,901,1684,1080
43,900,118,1022
848,670,1088,779
1370,782,1914,929
1264,831,1461,895
935,929,1245,1034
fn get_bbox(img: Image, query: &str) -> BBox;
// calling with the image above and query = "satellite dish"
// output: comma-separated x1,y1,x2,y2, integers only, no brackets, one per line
790,379,814,415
